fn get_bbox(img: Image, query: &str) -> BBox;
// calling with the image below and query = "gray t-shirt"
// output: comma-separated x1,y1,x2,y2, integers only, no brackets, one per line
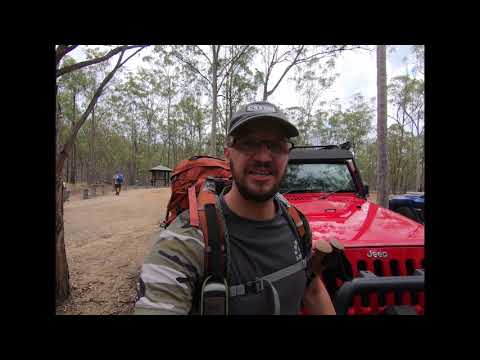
219,195,307,315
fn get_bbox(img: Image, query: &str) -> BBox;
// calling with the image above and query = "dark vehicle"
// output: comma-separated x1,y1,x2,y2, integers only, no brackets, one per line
389,193,424,224
280,143,425,315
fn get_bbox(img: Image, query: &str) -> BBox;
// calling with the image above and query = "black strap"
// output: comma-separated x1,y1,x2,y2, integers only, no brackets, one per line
229,259,307,297
205,203,224,280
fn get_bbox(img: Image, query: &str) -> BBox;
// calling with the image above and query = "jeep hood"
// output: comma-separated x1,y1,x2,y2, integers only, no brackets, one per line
285,194,424,248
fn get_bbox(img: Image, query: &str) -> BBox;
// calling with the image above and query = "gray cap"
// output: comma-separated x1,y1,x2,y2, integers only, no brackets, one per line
227,101,299,138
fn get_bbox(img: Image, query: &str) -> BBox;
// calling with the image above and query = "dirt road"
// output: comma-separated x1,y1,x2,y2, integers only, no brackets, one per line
56,187,171,315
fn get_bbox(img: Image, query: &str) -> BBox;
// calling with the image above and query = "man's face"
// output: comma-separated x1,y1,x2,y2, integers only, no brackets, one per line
225,124,291,202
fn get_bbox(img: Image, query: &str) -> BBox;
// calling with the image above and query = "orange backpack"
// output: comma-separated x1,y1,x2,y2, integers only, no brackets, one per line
162,155,232,229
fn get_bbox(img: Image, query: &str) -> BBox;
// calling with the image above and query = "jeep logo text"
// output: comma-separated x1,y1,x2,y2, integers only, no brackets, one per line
367,250,388,258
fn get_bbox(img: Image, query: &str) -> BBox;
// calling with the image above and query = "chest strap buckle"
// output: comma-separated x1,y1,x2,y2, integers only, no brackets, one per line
245,278,264,294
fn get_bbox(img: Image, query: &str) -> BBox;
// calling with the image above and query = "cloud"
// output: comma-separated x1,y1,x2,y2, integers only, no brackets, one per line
267,46,405,110
66,44,418,123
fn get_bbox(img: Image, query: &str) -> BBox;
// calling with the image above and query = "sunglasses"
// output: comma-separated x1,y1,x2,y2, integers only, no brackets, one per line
232,138,294,155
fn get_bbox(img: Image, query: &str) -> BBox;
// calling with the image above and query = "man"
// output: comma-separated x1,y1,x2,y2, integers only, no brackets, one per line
114,170,124,196
134,101,335,315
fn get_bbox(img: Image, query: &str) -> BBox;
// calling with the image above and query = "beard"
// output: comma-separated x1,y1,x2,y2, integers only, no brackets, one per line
230,159,285,203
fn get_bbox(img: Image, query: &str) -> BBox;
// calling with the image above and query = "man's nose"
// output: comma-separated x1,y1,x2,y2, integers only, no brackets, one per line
253,143,273,160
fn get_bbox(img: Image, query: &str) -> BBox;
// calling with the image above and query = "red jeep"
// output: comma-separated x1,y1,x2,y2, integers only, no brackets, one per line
281,144,425,315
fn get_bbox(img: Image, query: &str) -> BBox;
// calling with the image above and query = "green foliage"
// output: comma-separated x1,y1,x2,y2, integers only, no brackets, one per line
290,94,373,149
386,72,424,192
56,45,424,192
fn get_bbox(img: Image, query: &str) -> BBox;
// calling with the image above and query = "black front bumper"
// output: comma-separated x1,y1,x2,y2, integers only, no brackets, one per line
333,269,425,315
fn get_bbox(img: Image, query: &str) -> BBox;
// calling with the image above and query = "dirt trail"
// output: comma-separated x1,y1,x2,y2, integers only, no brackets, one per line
56,187,171,315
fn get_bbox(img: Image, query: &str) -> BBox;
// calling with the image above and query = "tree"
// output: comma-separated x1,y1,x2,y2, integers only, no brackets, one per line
169,45,252,156
112,72,152,184
342,94,374,152
55,45,147,304
376,45,389,208
411,45,424,78
289,66,339,145
217,45,261,141
284,106,311,145
57,57,93,183
388,74,424,192
258,45,365,101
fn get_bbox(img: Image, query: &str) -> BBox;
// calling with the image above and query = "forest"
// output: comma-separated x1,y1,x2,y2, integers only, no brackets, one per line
56,45,424,193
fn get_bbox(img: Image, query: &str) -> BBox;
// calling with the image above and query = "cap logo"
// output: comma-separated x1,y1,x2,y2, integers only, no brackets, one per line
246,103,276,113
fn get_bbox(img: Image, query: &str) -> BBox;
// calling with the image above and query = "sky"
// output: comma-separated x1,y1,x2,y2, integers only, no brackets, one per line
264,45,418,118
68,45,422,128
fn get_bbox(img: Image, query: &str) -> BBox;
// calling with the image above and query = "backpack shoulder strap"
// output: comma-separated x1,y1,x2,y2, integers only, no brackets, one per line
195,179,227,280
286,205,306,239
188,184,199,227
275,193,307,240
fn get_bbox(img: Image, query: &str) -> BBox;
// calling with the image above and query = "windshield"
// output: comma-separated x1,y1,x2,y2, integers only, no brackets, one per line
280,163,357,193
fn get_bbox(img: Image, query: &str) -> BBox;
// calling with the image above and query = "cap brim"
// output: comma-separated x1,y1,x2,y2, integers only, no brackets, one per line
228,114,299,138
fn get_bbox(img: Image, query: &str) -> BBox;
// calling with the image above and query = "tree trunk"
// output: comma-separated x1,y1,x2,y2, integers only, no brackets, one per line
211,45,218,156
262,67,271,101
415,137,423,191
173,116,178,166
130,115,137,186
147,112,152,169
262,65,270,101
198,121,202,153
65,157,69,185
376,45,389,207
56,172,70,304
70,141,76,183
167,83,172,168
419,150,424,192
69,92,77,184
89,106,96,184
55,84,70,304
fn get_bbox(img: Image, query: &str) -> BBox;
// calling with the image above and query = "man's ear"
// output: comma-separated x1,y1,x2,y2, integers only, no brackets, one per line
224,147,231,163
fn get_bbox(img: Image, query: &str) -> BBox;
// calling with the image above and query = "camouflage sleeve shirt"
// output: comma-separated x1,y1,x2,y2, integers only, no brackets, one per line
134,210,204,315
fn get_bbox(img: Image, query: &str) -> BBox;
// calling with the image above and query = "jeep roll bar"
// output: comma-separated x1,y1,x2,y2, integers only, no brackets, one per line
292,142,352,151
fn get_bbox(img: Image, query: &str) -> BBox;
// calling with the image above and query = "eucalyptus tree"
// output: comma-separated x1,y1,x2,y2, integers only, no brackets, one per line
323,101,345,145
410,45,424,78
174,94,209,158
258,45,366,101
356,139,377,190
168,45,252,156
217,45,262,139
342,94,374,152
55,45,147,304
78,49,116,184
289,65,338,145
57,56,92,183
308,95,372,150
284,106,311,145
376,45,389,208
388,74,424,192
144,48,186,167
310,107,329,146
110,75,144,185
123,67,164,176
